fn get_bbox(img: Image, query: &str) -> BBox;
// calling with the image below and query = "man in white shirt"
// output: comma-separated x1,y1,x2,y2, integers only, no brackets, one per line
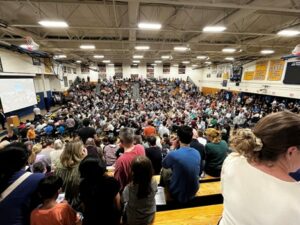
158,121,170,137
33,105,42,121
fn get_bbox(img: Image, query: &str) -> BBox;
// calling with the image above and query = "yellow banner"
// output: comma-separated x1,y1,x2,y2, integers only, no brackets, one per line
44,58,52,74
244,71,254,80
254,61,268,80
223,72,229,80
267,60,285,81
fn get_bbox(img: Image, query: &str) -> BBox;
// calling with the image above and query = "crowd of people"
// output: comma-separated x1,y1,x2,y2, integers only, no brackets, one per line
0,77,300,225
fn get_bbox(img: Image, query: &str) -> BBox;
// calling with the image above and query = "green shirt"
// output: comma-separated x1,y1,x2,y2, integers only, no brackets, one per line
205,140,228,171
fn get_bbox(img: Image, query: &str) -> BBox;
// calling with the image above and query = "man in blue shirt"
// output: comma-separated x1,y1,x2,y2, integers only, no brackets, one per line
162,125,200,203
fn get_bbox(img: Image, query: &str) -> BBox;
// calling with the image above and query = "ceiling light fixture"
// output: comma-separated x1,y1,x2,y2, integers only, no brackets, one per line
108,63,114,66
222,48,236,53
203,25,226,33
197,55,207,60
138,22,162,30
38,20,68,28
260,49,275,54
154,60,162,63
151,63,157,66
182,61,190,64
225,57,234,61
80,45,95,49
93,55,104,59
135,46,150,50
205,61,212,64
277,29,300,37
174,46,189,51
133,55,143,59
76,60,82,63
132,60,140,63
102,60,111,63
54,54,67,59
161,55,172,59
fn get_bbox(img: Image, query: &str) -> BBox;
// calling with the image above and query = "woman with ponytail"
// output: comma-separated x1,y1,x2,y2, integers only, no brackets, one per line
220,111,300,225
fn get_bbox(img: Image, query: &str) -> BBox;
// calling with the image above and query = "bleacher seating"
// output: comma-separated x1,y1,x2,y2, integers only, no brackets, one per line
153,204,223,225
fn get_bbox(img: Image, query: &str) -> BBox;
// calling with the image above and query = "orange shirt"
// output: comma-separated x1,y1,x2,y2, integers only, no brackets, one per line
143,126,156,137
30,202,76,225
27,129,36,140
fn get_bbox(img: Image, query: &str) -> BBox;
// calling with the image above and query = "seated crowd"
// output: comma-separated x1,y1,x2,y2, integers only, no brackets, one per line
0,78,300,225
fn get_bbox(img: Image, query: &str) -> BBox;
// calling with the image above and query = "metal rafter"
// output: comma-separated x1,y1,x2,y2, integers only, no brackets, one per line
0,0,299,13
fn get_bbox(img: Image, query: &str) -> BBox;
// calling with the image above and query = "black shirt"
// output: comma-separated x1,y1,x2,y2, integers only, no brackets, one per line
190,139,206,174
77,126,96,144
146,146,162,175
80,176,121,225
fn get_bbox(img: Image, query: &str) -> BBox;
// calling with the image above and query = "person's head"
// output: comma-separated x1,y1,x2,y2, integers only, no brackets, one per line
0,143,30,192
32,161,47,173
30,124,35,130
108,135,116,144
32,143,43,155
205,128,221,143
131,156,153,199
85,138,96,146
79,155,106,180
60,141,87,168
83,118,90,127
231,111,300,172
37,175,63,202
162,121,167,126
147,136,156,146
46,139,54,147
133,135,142,145
119,127,135,147
177,125,193,145
54,139,63,150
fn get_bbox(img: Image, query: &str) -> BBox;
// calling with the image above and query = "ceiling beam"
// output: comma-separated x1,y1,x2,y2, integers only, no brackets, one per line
10,24,286,37
0,0,299,13
1,37,295,48
128,1,139,42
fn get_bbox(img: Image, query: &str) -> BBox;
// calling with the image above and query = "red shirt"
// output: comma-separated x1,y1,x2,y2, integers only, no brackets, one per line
144,126,156,137
114,144,145,190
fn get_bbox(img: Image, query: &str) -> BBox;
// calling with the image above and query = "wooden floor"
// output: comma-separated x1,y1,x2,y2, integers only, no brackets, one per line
153,204,223,225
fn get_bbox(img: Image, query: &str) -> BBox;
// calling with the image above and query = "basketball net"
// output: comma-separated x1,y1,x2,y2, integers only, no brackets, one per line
25,36,39,51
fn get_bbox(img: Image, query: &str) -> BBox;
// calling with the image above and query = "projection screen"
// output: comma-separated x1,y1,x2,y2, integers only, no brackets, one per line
0,79,37,113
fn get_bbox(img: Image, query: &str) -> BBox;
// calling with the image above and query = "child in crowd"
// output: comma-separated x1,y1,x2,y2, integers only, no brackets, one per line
30,175,81,225
122,156,157,225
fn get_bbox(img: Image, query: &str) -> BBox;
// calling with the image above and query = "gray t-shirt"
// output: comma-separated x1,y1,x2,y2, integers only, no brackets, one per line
122,180,157,225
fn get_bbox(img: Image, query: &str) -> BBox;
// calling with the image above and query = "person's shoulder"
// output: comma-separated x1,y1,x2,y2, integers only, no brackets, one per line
28,172,45,181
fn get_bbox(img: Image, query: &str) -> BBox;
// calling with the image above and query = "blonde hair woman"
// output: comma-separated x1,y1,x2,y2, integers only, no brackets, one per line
55,141,87,209
204,128,228,177
220,111,300,225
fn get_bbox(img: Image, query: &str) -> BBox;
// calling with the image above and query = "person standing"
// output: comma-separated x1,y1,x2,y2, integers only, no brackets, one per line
114,128,145,191
122,156,157,225
204,128,228,177
161,126,200,203
33,105,42,121
220,111,300,225
77,118,97,145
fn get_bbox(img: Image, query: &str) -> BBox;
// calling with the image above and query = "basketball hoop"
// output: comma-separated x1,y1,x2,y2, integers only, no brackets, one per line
25,36,39,51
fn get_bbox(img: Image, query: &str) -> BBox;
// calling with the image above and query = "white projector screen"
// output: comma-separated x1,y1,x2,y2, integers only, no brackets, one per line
0,79,37,113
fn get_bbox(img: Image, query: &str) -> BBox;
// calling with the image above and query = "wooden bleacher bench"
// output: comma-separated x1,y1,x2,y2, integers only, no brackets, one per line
196,182,221,197
153,204,223,225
